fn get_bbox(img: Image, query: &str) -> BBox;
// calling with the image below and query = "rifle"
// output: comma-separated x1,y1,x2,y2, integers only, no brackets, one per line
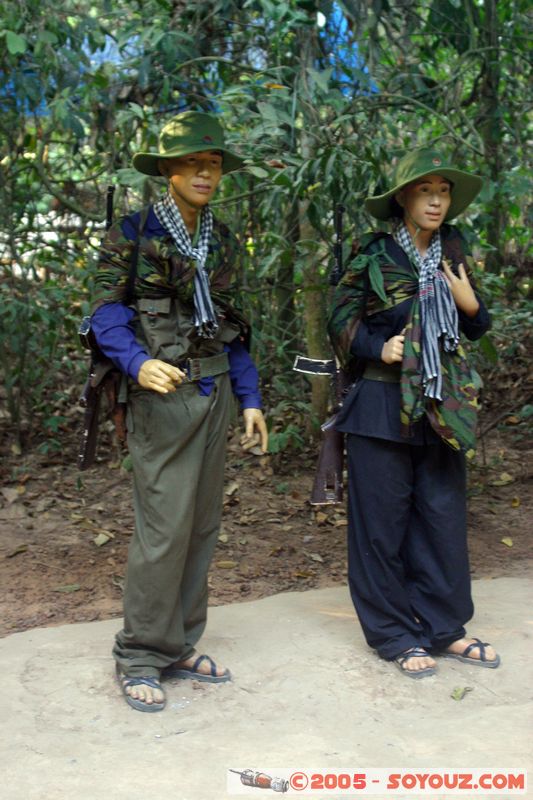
293,203,351,505
77,186,126,470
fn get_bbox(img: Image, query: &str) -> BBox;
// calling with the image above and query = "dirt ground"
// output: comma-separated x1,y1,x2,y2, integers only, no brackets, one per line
0,420,531,639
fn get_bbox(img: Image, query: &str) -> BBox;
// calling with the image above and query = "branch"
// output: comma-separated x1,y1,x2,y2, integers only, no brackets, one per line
34,137,104,223
210,183,271,207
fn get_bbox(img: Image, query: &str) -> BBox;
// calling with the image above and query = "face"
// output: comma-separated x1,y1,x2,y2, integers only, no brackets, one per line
159,150,223,212
395,174,452,234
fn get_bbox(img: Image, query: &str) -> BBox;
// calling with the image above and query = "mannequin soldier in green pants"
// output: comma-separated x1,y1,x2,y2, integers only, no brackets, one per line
91,112,268,711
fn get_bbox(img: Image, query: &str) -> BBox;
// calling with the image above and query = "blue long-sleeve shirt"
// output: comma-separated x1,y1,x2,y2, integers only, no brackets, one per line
91,302,262,409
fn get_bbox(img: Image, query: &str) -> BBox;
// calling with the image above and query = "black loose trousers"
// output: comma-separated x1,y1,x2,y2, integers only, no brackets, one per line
334,230,491,660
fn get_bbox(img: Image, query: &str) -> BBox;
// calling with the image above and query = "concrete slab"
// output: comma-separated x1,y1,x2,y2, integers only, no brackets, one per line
1,576,531,800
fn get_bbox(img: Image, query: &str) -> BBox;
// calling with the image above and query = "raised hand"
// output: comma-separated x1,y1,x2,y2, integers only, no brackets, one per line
441,258,480,318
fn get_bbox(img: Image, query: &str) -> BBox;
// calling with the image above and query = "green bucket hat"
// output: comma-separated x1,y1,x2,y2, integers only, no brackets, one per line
365,148,483,221
132,111,244,176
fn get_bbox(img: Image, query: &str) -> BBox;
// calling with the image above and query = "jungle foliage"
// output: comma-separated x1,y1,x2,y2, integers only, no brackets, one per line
0,0,531,451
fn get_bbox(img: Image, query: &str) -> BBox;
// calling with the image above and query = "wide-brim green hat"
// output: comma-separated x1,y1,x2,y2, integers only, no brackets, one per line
132,111,244,176
365,148,483,221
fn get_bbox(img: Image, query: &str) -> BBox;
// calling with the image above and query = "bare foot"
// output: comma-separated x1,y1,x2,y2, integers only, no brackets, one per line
121,675,165,709
173,651,229,679
444,637,499,665
394,647,437,677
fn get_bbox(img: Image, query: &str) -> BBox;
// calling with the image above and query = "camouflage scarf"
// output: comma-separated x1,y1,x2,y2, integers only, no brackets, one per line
328,229,480,457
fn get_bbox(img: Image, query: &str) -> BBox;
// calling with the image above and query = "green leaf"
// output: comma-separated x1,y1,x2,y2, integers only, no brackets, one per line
247,165,269,178
257,102,279,124
450,686,473,701
128,102,145,120
519,404,533,419
38,30,58,45
6,30,27,55
307,67,333,93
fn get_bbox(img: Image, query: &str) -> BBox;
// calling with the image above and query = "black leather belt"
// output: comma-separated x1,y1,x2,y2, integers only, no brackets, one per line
363,362,401,383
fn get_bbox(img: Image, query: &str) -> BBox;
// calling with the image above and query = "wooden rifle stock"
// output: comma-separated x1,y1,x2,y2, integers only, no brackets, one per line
310,366,351,505
310,423,344,505
78,350,122,470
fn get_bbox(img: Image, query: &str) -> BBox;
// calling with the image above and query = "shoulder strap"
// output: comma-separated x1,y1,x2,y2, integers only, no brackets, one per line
123,206,150,306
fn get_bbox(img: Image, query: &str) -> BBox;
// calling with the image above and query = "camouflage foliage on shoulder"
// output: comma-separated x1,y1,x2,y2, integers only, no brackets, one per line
92,212,241,314
327,233,417,369
328,227,483,455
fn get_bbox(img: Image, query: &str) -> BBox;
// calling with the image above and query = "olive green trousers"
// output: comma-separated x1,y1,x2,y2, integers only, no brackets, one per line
113,374,232,677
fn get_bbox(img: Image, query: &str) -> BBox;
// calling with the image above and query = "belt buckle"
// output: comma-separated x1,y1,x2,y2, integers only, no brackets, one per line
187,358,202,382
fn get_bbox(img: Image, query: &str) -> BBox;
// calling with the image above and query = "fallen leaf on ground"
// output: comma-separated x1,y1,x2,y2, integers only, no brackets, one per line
53,584,81,593
511,496,520,508
93,531,114,547
490,471,514,486
6,544,28,558
218,532,229,543
315,512,329,524
450,686,474,701
501,537,513,547
307,552,324,563
1,487,24,504
217,560,237,569
224,481,239,496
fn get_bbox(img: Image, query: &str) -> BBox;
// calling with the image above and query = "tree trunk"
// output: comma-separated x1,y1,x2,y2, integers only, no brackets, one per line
275,200,299,366
297,26,330,434
478,0,503,272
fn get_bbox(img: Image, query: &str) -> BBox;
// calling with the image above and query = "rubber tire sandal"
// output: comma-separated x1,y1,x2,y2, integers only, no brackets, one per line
393,647,437,679
442,638,500,669
162,654,232,683
117,667,166,712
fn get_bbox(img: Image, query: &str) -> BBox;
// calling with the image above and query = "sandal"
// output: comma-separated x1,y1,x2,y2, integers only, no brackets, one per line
442,638,500,669
117,667,166,712
393,647,437,679
162,653,232,683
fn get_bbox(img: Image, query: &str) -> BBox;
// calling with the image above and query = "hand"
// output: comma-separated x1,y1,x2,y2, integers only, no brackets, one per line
381,330,405,364
241,408,268,453
138,359,186,394
441,259,480,318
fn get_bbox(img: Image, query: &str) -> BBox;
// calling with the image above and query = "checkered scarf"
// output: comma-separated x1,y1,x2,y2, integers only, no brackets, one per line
394,222,459,400
154,192,218,338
